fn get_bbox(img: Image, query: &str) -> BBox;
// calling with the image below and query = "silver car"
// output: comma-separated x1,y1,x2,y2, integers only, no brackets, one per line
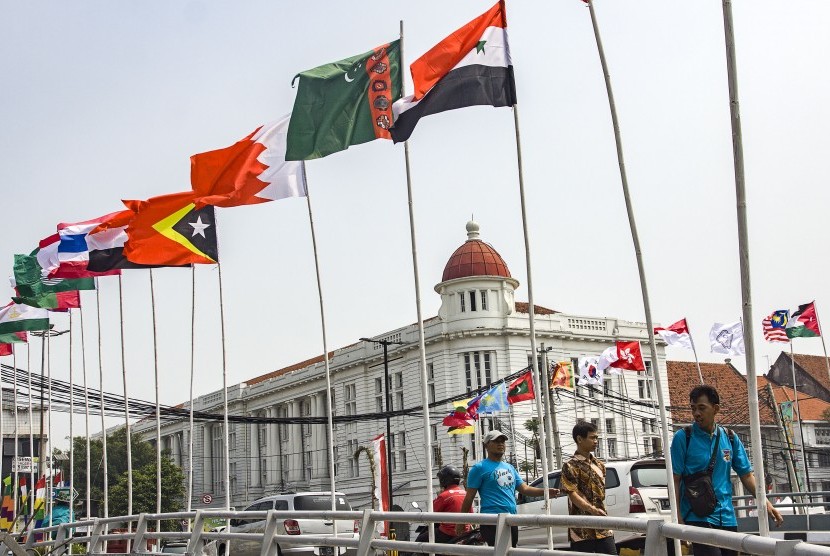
224,492,358,556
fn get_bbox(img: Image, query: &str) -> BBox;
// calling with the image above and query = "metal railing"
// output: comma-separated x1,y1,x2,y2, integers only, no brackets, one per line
6,508,830,556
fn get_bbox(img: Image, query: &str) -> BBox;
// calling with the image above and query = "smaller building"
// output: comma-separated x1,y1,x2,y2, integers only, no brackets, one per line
767,352,830,404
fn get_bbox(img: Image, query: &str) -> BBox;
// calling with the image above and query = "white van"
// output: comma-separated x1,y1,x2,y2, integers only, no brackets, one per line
516,459,671,549
223,492,359,556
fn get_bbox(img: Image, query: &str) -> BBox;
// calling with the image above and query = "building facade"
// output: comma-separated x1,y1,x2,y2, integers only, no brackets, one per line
135,221,670,512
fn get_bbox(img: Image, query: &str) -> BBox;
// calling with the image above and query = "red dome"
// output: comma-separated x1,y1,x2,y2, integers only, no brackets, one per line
441,239,512,281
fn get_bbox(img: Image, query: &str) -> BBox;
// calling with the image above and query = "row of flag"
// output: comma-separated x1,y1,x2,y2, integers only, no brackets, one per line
0,1,516,355
0,472,55,532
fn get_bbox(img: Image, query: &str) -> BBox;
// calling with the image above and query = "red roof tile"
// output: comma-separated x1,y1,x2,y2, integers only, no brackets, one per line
667,360,776,426
515,302,558,315
790,353,830,392
766,382,830,421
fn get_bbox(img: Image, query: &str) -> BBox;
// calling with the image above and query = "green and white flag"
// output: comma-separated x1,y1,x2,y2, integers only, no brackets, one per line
286,40,401,161
12,254,94,309
0,304,49,334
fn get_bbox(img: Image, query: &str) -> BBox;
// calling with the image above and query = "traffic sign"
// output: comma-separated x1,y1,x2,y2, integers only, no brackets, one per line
202,493,213,505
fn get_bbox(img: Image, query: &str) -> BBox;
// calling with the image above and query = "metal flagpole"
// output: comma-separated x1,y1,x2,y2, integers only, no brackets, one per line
301,165,338,512
688,324,705,385
47,328,53,527
117,275,133,520
79,305,91,520
621,375,641,459
26,343,34,516
790,342,811,491
95,285,108,519
217,259,231,511
539,345,555,466
69,309,75,524
584,2,681,548
187,266,195,515
511,92,554,550
150,270,162,528
12,345,18,528
399,22,437,536
811,301,830,383
721,0,770,534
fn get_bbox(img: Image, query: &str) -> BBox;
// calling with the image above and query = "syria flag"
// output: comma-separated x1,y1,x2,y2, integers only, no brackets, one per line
390,1,516,142
124,191,218,266
610,341,646,372
507,370,534,404
654,319,693,350
191,115,307,208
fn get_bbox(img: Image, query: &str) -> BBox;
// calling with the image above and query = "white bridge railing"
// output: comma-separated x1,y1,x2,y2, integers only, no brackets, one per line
6,509,830,556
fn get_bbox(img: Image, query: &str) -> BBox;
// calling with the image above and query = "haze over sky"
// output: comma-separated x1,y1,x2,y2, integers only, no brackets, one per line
2,1,830,448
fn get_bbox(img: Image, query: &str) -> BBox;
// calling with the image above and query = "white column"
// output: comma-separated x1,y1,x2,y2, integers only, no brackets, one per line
250,414,260,488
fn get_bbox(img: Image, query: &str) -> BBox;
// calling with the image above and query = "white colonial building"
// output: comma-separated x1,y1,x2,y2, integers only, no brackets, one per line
135,221,670,512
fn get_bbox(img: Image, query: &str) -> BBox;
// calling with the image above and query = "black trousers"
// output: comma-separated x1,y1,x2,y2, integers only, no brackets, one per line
479,524,518,548
569,535,617,554
687,521,738,556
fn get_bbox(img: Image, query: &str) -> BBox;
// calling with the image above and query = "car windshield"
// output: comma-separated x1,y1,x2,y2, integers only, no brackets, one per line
631,465,668,487
294,495,351,511
162,545,188,554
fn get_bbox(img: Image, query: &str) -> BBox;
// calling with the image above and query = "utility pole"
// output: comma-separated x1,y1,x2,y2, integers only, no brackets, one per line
360,337,406,540
539,345,561,468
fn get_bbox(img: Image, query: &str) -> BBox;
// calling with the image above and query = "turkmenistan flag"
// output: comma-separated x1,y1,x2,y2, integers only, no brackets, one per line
12,254,93,309
787,302,821,338
0,304,49,334
286,40,401,160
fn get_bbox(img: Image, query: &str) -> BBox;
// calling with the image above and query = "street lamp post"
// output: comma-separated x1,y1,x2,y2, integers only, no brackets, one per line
360,337,405,538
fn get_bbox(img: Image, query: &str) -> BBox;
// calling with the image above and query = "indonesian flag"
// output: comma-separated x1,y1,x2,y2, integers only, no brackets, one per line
654,319,693,350
191,114,307,208
371,435,389,536
506,370,534,404
390,1,516,142
610,341,646,372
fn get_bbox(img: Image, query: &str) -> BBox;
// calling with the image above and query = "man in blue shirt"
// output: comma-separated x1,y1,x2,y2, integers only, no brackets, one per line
457,430,559,547
671,385,783,556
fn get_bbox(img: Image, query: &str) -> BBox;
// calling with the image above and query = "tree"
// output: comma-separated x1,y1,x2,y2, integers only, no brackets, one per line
72,428,184,518
108,457,185,520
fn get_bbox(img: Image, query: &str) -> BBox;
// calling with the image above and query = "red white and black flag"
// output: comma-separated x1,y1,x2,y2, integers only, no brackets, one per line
389,1,516,143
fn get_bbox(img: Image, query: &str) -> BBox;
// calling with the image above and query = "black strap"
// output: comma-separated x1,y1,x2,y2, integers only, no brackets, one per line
682,425,722,476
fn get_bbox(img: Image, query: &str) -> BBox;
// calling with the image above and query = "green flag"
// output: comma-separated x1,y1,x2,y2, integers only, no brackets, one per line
286,39,402,161
12,254,94,309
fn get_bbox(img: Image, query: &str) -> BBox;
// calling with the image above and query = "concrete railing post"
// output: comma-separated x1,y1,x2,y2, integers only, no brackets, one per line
644,519,667,556
260,510,280,556
132,513,148,554
355,509,376,556
88,519,105,555
188,510,206,556
492,514,511,556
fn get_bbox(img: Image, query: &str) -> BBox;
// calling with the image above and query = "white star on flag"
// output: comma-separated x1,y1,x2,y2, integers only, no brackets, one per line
189,216,210,238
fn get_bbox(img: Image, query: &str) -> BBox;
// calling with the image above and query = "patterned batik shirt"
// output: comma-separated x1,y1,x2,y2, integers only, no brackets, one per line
560,453,613,542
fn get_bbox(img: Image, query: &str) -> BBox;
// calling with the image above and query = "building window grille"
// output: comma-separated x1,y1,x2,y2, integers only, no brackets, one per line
480,290,488,311
344,383,357,416
460,293,466,313
607,438,617,459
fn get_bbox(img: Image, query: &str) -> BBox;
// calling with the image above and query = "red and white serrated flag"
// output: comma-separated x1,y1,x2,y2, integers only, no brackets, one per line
654,318,693,350
610,340,646,372
191,114,307,209
371,434,389,536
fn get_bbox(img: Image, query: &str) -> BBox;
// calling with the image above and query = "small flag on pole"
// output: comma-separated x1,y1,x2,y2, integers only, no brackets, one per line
786,302,821,338
762,310,790,343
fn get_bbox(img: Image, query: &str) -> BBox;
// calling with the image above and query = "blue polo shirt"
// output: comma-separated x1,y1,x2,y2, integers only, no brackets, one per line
670,423,752,526
467,459,524,514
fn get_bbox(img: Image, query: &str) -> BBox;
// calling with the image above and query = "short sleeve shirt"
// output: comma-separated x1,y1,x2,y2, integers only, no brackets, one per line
433,486,472,536
670,423,752,526
466,459,524,515
560,453,613,542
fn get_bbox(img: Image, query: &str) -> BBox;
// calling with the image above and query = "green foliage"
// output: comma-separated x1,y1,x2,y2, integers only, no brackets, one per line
822,407,830,423
71,428,184,520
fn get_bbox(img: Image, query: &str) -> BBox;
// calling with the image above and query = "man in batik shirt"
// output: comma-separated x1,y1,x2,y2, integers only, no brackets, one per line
560,421,615,554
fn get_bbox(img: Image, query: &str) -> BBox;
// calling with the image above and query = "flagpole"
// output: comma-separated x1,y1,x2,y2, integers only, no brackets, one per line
721,0,770,534
117,275,133,522
399,21,437,529
150,269,162,528
187,265,195,516
12,345,18,529
46,328,52,528
217,259,231,511
687,323,705,385
511,94,553,549
790,341,811,492
26,343,34,516
79,304,91,520
95,285,109,520
584,2,680,546
301,165,338,512
69,308,75,525
621,375,641,459
811,301,830,383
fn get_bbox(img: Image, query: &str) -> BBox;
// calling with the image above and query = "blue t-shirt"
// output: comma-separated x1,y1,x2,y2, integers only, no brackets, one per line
466,459,524,515
670,423,752,526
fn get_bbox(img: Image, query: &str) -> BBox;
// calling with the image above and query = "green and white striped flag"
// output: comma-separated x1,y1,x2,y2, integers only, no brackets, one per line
0,304,49,334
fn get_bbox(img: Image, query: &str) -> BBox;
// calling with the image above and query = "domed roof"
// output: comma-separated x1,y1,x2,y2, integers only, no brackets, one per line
441,221,512,282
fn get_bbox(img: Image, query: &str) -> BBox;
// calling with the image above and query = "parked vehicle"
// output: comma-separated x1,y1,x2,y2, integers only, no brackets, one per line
400,524,486,556
161,541,189,554
516,458,671,549
221,492,358,556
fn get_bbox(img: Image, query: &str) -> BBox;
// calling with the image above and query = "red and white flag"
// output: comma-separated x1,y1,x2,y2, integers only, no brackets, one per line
610,341,646,372
654,319,693,350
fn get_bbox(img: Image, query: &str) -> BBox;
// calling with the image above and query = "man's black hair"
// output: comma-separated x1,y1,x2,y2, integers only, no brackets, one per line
689,384,720,405
572,421,597,442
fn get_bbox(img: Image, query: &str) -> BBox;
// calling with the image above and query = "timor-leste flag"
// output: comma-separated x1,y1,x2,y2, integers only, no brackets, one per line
390,1,516,143
123,191,218,266
286,40,402,160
